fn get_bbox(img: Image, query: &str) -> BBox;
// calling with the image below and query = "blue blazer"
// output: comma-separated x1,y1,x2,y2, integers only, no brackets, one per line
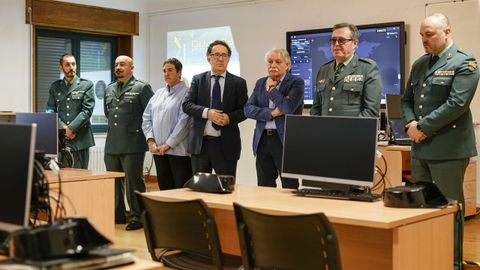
244,73,304,155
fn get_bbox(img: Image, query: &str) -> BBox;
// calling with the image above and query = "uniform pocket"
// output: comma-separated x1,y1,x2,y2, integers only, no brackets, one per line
342,83,363,105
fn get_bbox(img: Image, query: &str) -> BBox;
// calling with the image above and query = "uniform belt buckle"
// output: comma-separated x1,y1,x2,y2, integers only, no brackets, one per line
265,129,276,136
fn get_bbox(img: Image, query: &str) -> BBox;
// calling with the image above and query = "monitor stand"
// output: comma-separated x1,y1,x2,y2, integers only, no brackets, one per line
301,180,370,194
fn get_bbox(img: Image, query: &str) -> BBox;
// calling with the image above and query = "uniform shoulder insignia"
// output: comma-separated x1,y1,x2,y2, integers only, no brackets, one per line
136,79,148,85
322,59,335,66
467,60,478,72
359,57,375,64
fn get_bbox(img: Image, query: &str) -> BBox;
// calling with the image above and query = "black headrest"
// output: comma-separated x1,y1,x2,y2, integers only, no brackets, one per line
184,173,235,194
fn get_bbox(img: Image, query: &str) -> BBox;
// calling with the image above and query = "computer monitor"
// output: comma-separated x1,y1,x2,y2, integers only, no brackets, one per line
386,94,411,145
0,123,36,232
281,115,377,187
287,21,405,106
16,112,58,158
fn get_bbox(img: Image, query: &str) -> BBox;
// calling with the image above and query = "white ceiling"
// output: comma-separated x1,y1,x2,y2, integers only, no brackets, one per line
142,0,272,14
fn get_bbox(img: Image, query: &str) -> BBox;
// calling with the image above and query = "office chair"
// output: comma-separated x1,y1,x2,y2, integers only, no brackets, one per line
233,203,342,270
135,191,242,270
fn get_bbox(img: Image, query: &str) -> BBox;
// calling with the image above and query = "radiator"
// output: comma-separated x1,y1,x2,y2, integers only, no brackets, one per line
88,146,106,171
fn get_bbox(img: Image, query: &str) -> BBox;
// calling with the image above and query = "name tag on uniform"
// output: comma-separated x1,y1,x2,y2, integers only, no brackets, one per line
344,74,364,82
106,92,113,97
125,92,140,96
434,70,455,76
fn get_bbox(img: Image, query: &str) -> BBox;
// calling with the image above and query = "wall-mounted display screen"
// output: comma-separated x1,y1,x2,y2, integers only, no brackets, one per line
287,21,405,106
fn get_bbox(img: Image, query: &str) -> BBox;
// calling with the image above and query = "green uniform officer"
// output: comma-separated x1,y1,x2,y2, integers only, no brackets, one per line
104,55,154,231
46,54,95,169
310,23,382,117
401,14,479,270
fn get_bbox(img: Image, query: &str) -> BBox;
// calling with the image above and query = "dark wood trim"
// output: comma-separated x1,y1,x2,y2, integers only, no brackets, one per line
118,35,133,57
26,0,136,112
25,0,139,36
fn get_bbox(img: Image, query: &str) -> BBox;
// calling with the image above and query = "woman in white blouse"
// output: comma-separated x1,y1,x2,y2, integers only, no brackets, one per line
142,58,192,190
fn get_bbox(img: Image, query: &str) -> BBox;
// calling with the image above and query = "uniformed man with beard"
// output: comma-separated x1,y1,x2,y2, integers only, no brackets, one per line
46,53,95,169
104,55,154,231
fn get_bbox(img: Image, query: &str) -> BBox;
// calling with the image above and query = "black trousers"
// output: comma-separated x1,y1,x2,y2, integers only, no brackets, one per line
104,152,146,223
256,130,299,189
192,137,237,177
153,154,192,190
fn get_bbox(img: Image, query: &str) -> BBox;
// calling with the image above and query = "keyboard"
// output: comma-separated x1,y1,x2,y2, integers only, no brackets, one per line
293,188,382,202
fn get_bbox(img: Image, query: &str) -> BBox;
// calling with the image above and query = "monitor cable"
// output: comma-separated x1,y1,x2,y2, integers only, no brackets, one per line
372,152,389,193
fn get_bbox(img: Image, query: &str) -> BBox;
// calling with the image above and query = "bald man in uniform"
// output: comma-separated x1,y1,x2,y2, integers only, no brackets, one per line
104,55,154,231
401,13,479,269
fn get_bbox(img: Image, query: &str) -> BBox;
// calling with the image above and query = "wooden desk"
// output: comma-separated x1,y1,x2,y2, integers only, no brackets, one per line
377,145,477,216
45,169,124,241
144,185,456,270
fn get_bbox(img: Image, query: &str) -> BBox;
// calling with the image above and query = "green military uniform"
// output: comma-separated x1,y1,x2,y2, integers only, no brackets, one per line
46,75,95,168
401,43,479,269
310,54,382,117
104,76,154,224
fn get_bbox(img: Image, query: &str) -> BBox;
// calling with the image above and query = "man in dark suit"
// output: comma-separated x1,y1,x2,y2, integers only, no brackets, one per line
244,48,304,188
401,13,479,270
182,40,248,177
104,55,154,230
310,22,382,117
46,54,95,168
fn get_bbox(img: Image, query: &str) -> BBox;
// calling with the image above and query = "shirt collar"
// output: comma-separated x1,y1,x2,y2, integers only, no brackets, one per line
167,80,186,94
436,42,454,58
211,71,227,78
336,54,355,67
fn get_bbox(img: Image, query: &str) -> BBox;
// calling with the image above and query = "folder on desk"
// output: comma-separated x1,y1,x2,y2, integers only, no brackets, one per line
2,248,134,270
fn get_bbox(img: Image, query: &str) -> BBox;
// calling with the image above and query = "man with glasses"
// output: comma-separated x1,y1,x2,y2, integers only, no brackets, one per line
183,40,248,177
310,22,382,117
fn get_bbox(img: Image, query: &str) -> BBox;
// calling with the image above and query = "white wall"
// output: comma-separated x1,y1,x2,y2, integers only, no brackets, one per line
0,0,32,111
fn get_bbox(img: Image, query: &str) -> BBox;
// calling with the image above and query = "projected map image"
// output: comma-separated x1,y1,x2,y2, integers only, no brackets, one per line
167,26,240,84
289,25,403,105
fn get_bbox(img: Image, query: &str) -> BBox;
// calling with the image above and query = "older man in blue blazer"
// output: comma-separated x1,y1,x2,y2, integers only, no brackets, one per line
244,48,304,188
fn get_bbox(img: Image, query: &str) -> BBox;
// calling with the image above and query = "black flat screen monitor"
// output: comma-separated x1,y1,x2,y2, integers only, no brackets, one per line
287,21,405,107
0,123,36,232
281,115,377,187
16,112,58,158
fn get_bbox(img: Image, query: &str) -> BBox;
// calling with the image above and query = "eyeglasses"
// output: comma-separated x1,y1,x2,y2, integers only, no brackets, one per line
329,38,353,45
209,53,229,59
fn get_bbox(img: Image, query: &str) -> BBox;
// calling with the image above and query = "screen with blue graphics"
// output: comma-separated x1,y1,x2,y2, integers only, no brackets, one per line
287,22,405,106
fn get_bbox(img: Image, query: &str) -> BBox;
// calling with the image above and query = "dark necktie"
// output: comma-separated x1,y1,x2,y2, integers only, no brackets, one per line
117,81,123,91
335,63,344,77
429,55,439,69
211,75,222,130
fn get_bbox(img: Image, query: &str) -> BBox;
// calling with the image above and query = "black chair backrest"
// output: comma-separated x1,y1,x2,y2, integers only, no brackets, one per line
136,191,224,269
233,203,342,270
